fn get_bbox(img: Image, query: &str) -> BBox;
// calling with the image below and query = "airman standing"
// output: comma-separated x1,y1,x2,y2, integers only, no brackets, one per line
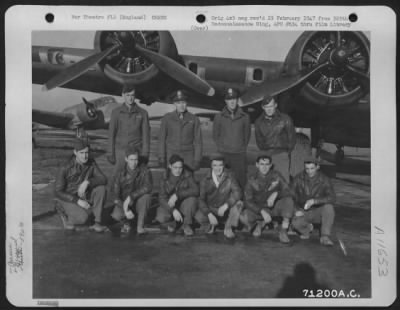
213,88,251,188
158,90,203,171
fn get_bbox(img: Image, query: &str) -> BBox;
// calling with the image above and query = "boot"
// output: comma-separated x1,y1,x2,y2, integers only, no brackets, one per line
224,227,235,239
207,224,216,234
278,228,290,243
300,223,314,240
252,221,265,237
137,226,147,235
320,235,334,246
183,225,194,236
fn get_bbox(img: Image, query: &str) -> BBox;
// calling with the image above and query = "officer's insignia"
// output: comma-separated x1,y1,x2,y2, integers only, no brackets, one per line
228,88,233,95
177,90,183,98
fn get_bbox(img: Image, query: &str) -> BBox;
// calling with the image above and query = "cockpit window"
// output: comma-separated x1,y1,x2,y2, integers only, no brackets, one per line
253,68,263,81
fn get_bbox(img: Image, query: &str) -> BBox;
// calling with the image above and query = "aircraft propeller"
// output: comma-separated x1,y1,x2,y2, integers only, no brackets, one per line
43,31,215,97
82,97,98,119
240,62,330,107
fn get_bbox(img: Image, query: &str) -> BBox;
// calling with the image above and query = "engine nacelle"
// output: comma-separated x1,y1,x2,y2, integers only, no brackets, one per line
75,102,98,123
283,31,370,106
94,31,179,86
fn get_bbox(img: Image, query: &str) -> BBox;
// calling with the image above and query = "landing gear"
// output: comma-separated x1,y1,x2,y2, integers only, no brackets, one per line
335,144,345,164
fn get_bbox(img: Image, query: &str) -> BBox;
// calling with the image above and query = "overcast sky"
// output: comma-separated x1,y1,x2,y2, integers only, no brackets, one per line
31,31,307,114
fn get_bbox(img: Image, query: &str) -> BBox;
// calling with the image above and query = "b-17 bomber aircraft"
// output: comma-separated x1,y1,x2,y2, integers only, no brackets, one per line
32,30,370,161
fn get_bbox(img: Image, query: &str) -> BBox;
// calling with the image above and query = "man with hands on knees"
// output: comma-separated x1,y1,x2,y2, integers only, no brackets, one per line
111,146,153,235
155,154,199,236
194,153,243,239
290,156,336,246
240,153,295,243
54,139,108,232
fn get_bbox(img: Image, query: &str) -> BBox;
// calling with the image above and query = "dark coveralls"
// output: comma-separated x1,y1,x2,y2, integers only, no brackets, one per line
108,104,150,188
290,170,336,237
158,111,202,171
156,169,199,227
195,170,243,229
254,110,296,182
111,164,153,229
241,169,295,228
213,107,251,188
55,156,107,225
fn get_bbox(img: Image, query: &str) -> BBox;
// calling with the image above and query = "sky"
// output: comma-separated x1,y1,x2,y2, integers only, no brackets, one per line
32,31,304,114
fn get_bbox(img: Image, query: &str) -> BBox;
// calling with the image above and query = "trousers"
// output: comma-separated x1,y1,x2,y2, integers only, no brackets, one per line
291,204,335,236
56,185,106,225
111,194,151,228
240,197,295,227
194,201,243,229
271,151,290,183
155,197,197,225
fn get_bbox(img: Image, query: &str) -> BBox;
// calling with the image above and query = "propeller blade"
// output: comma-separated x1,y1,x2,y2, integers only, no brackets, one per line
82,97,90,105
43,44,120,91
240,62,329,107
135,45,215,96
345,65,370,91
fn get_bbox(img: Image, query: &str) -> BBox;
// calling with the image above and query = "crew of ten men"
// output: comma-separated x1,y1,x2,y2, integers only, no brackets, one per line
55,85,335,246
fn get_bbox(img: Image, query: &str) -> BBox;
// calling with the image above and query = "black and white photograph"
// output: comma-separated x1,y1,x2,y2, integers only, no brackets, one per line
5,5,397,307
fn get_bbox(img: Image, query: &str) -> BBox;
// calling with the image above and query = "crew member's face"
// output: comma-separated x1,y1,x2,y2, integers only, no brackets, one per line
211,160,225,177
256,158,272,175
175,100,187,114
74,147,89,164
225,98,238,111
305,163,319,178
123,90,136,106
169,161,183,177
262,99,277,117
125,153,139,170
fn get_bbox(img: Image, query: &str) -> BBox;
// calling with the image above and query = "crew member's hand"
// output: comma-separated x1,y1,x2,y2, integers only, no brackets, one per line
107,154,116,165
295,210,304,217
267,191,278,208
125,210,135,220
168,194,178,208
267,180,279,191
77,180,89,198
208,213,218,226
304,199,315,210
172,209,183,222
260,209,271,223
77,199,91,210
217,203,229,217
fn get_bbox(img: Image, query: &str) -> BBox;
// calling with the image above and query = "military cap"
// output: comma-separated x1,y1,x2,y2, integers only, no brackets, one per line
73,138,90,151
224,87,239,100
122,84,136,94
304,155,320,164
261,95,275,106
209,152,225,162
172,90,188,102
169,154,184,165
125,145,140,157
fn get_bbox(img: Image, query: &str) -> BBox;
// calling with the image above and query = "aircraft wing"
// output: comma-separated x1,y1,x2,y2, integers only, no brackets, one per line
32,109,74,129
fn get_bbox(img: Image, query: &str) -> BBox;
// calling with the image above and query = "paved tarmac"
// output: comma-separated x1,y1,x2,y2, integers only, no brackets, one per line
32,124,371,299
